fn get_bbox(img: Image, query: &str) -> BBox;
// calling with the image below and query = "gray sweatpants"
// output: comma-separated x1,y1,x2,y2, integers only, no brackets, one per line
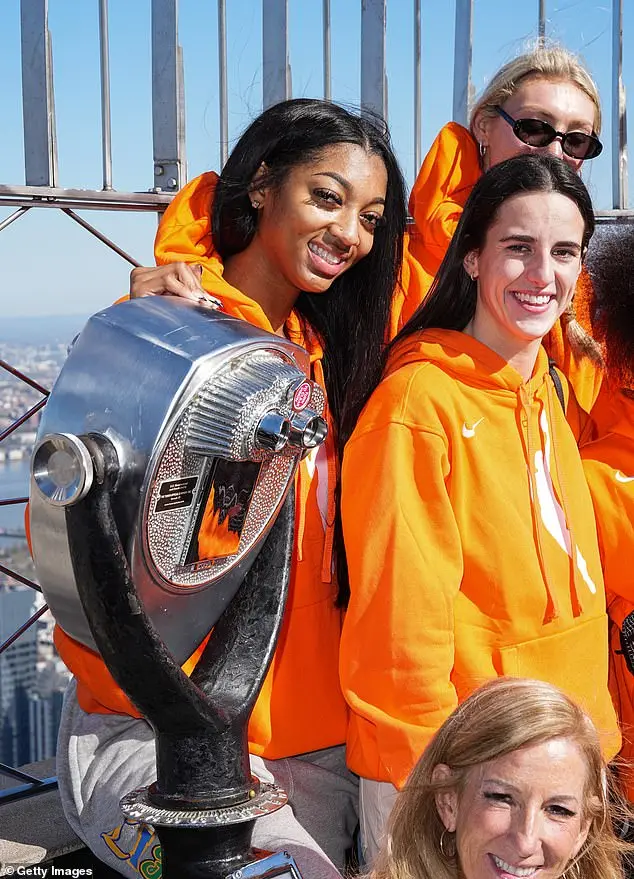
57,680,358,879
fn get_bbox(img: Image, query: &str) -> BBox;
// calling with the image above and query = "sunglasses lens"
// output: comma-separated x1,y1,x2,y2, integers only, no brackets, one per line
562,131,603,160
513,118,603,160
514,119,555,147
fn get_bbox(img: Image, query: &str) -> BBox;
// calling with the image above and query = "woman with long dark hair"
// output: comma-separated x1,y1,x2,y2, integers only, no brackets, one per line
54,98,407,878
340,155,621,864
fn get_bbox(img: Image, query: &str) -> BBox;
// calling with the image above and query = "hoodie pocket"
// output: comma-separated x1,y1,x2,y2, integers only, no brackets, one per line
498,615,620,757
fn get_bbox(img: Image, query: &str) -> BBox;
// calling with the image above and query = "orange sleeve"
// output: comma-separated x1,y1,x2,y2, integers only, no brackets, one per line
407,123,481,275
340,419,462,788
582,403,634,800
391,124,481,336
581,397,634,606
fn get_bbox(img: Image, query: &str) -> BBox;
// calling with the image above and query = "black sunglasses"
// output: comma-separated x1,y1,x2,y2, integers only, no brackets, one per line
494,106,603,161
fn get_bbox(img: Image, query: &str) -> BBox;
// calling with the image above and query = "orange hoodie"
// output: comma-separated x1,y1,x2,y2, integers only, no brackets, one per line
402,122,604,414
340,330,620,788
581,394,634,792
54,172,348,759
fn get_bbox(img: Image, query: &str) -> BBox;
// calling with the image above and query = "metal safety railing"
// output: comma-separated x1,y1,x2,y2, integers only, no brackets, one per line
0,0,632,806
2,0,629,212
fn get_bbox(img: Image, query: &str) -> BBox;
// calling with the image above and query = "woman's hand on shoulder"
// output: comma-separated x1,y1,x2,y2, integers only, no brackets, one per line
130,263,210,302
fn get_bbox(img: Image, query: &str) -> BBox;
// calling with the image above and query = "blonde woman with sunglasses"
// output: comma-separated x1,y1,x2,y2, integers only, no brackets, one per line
398,43,604,414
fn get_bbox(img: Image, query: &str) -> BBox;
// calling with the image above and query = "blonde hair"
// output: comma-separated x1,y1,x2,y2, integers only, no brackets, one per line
470,43,602,136
372,678,630,879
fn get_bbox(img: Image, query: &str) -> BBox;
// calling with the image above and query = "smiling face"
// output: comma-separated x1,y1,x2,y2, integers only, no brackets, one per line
474,78,598,173
464,190,584,373
435,738,591,879
251,143,388,297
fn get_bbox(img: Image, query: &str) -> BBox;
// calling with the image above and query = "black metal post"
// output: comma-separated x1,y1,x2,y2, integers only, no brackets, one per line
63,434,296,877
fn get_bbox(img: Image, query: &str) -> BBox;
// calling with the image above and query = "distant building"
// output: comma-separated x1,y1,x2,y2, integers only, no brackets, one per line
0,586,38,766
28,689,64,763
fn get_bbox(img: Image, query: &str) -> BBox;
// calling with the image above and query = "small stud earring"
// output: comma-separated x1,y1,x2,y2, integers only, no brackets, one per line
251,200,261,210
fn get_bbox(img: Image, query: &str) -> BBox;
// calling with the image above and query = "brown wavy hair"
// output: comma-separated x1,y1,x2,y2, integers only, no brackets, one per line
372,678,631,879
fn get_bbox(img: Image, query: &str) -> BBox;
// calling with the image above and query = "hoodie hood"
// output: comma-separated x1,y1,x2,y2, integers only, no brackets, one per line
155,171,268,328
386,328,551,394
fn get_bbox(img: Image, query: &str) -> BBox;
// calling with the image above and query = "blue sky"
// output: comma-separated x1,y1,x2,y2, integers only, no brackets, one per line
0,0,630,318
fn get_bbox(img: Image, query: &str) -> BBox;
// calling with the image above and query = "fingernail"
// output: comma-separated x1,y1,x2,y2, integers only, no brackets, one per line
197,294,222,310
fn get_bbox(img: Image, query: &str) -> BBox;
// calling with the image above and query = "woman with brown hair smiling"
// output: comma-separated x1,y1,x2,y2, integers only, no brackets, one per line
372,678,628,879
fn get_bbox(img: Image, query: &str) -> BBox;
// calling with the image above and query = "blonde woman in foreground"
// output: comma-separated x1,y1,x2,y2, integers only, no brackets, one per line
372,678,630,879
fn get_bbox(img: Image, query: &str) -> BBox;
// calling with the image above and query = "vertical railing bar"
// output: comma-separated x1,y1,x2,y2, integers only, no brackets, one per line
46,24,58,183
218,0,228,168
20,0,58,186
538,0,546,43
151,0,185,192
612,0,628,209
98,0,113,190
361,0,387,119
263,0,290,108
453,0,473,127
323,0,331,101
414,0,421,172
177,41,186,184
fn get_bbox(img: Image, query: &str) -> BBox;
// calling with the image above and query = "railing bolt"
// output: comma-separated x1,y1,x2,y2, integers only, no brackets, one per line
167,177,177,189
154,164,164,176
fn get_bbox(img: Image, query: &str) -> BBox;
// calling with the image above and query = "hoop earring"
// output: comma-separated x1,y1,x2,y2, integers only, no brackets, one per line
479,141,487,159
439,828,455,859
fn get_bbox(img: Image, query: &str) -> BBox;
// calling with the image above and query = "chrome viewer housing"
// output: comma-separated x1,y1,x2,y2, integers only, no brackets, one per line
29,297,327,664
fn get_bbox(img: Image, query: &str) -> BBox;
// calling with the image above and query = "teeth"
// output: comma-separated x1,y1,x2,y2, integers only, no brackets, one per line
492,856,540,877
308,242,344,265
513,292,552,306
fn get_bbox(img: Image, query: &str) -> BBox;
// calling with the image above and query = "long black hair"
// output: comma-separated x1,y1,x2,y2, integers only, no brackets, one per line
212,98,407,605
390,154,595,355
